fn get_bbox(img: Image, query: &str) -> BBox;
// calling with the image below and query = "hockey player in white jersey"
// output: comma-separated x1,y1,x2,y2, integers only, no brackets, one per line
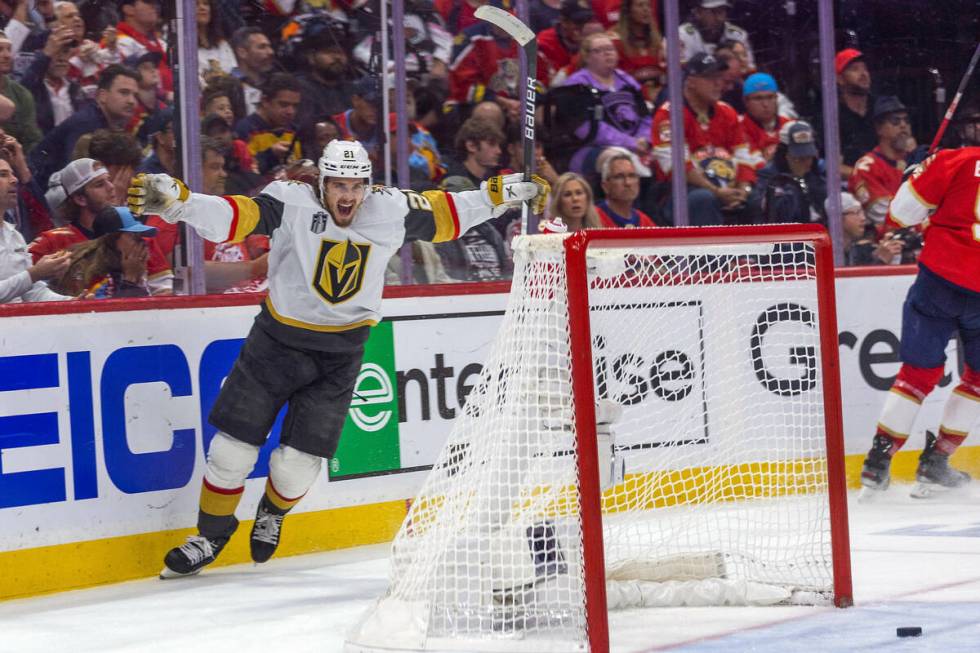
127,139,549,578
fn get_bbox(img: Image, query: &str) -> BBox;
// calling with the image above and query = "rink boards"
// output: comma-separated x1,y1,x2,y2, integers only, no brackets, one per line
1,269,978,600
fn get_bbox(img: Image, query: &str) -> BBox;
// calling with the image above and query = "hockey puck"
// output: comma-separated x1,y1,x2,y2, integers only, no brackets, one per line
896,626,922,638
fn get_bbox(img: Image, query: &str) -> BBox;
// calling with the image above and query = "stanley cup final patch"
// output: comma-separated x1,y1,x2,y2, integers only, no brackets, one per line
310,211,329,234
313,239,371,304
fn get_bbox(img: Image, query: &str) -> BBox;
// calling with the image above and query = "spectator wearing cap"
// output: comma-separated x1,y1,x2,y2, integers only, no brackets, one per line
828,191,902,267
197,0,236,82
849,96,919,227
678,0,755,70
51,205,158,299
22,24,85,133
563,33,652,176
115,0,173,98
538,0,595,87
30,65,140,189
30,154,172,295
136,107,176,175
834,48,877,174
747,120,827,225
0,154,71,304
651,52,757,226
125,51,169,137
235,73,302,176
954,98,980,147
230,26,276,115
0,30,42,154
739,73,789,164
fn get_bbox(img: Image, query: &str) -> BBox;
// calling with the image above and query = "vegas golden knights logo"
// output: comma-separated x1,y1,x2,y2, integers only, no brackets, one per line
313,239,371,304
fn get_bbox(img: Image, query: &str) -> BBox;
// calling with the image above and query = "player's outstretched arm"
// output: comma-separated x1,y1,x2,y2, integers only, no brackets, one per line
128,173,284,244
401,174,550,243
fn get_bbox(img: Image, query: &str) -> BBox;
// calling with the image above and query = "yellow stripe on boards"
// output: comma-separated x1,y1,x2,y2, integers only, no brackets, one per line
0,500,407,602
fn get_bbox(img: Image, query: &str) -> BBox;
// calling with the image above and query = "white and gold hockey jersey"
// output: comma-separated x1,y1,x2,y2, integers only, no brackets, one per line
177,180,497,347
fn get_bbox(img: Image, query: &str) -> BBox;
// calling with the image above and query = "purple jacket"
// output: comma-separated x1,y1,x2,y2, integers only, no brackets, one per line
563,68,652,149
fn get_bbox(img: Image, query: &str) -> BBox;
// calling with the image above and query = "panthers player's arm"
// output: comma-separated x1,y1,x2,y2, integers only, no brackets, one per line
175,182,291,243
400,188,494,243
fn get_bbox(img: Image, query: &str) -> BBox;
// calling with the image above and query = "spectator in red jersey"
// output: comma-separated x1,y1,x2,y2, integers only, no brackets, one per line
60,2,118,101
739,73,789,165
51,205,158,299
30,156,173,295
611,0,664,103
651,52,756,226
115,0,173,98
849,96,918,227
538,0,594,87
448,18,520,119
436,0,499,34
596,150,656,228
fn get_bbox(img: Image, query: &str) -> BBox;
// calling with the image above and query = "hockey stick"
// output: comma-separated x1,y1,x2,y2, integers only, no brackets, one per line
474,5,537,234
928,41,980,154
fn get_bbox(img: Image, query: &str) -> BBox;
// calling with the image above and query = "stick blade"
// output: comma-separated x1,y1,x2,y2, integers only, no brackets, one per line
474,5,535,46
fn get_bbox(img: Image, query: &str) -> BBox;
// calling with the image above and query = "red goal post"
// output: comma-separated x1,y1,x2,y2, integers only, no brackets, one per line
565,225,853,652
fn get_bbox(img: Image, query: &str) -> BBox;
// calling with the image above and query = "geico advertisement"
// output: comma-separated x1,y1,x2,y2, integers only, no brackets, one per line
0,273,963,549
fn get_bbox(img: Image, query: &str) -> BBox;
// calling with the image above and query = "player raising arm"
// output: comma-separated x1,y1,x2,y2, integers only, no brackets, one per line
860,146,980,498
128,139,549,578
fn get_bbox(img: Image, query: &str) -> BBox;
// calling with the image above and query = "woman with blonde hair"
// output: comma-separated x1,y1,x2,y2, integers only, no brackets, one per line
548,172,602,232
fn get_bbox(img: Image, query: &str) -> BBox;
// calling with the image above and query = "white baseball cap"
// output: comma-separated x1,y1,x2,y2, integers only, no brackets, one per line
60,158,108,196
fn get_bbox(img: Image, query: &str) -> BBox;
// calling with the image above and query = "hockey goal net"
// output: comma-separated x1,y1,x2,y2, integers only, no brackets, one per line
346,225,852,653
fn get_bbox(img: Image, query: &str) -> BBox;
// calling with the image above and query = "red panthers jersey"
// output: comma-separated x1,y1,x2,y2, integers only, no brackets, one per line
651,100,758,184
888,147,980,292
850,147,905,215
739,114,789,165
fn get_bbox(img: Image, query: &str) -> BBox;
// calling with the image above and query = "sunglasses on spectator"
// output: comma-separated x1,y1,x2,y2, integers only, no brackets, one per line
885,114,911,126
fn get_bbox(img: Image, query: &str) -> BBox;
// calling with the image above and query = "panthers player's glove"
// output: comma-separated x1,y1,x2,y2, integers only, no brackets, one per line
482,173,551,218
127,173,190,223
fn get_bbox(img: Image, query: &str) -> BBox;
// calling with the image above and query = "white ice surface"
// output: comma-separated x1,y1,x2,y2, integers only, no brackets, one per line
1,486,979,653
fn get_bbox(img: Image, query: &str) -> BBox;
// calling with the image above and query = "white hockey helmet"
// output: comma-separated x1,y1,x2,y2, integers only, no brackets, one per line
318,139,372,180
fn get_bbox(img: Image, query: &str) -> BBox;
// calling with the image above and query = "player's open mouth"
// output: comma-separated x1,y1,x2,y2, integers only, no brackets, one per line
337,203,354,219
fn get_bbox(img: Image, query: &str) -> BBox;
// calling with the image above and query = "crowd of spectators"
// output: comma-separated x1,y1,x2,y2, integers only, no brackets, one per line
1,0,976,303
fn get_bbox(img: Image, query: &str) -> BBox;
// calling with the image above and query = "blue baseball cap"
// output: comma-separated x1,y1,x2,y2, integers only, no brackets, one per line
93,206,158,238
743,72,778,97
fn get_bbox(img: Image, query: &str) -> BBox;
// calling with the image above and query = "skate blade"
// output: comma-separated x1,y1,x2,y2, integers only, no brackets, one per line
159,566,203,580
909,481,957,499
856,485,886,503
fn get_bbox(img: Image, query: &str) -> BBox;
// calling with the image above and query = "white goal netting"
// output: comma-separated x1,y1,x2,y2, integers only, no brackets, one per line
347,231,842,653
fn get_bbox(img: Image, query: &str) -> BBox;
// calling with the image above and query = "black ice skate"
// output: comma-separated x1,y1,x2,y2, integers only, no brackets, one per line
911,431,971,498
860,433,893,491
160,534,229,579
250,497,287,563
